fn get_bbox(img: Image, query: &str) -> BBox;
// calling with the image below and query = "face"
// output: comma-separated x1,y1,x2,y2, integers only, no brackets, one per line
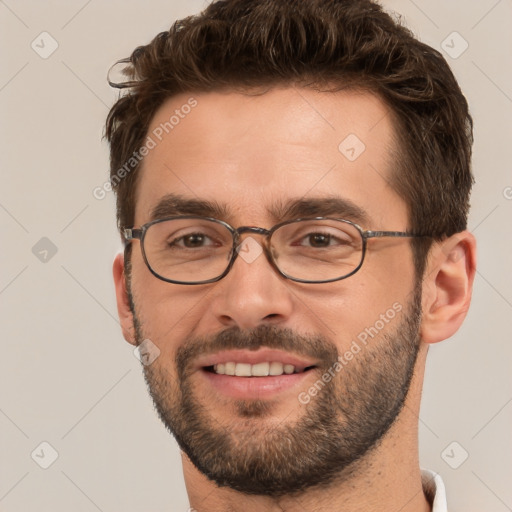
125,87,422,495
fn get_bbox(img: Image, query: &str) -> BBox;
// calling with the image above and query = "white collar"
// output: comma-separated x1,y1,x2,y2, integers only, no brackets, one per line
421,469,447,512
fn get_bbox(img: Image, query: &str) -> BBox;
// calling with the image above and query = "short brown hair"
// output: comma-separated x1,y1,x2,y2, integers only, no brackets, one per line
105,0,473,276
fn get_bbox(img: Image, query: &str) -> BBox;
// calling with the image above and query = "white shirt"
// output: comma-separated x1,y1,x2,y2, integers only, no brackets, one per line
421,469,447,512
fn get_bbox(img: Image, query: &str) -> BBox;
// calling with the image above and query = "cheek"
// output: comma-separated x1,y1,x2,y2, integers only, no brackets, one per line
296,249,414,346
130,256,209,345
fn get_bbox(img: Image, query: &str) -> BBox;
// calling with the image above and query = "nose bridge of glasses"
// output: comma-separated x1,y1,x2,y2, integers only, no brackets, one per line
230,226,275,267
236,226,271,237
234,226,272,247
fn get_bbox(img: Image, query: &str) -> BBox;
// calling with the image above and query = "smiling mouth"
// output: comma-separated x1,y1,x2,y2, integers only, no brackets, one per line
204,362,317,377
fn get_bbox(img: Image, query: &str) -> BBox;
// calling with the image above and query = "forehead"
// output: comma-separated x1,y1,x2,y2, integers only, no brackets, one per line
134,87,407,228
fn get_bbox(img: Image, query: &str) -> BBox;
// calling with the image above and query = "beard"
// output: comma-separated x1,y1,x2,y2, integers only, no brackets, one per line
130,289,422,497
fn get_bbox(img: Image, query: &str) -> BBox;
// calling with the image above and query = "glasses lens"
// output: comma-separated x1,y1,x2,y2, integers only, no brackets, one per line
143,218,233,283
271,219,363,282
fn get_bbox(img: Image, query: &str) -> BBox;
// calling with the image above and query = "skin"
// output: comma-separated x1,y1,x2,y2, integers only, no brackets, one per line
113,87,476,512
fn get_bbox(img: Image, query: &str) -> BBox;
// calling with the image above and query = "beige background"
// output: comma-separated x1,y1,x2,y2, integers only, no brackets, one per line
1,1,511,511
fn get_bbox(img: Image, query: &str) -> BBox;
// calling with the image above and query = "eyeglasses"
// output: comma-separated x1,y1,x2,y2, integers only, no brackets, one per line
124,216,425,285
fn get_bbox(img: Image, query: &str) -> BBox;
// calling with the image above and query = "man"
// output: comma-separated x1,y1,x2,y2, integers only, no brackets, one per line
106,0,476,510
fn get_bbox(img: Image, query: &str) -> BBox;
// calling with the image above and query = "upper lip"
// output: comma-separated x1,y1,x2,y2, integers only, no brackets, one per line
195,348,318,372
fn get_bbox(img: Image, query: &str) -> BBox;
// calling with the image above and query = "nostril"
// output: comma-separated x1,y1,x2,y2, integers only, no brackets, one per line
218,314,236,327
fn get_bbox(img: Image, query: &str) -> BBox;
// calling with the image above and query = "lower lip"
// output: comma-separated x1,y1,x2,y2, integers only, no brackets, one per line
201,369,315,400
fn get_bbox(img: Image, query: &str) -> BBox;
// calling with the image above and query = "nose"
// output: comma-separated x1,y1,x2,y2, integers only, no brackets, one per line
208,235,295,330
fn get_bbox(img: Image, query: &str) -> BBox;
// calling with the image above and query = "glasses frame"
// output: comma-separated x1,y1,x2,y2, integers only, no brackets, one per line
124,215,426,285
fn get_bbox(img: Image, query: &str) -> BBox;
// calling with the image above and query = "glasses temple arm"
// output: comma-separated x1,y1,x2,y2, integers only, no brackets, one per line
123,228,143,241
364,231,429,239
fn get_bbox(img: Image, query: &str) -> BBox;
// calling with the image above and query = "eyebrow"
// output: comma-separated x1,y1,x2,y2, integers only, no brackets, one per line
149,194,229,221
148,193,370,226
270,196,370,226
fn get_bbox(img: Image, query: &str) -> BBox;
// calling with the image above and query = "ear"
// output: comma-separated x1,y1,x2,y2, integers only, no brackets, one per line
420,231,477,344
113,252,137,345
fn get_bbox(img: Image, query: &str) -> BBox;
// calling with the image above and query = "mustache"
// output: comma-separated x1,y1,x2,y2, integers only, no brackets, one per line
176,324,339,377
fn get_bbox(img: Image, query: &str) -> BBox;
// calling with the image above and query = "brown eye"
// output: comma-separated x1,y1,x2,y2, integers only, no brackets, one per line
308,233,331,247
182,233,207,247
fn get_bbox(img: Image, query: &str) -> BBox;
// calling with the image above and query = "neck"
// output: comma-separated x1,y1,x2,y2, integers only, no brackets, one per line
183,350,431,512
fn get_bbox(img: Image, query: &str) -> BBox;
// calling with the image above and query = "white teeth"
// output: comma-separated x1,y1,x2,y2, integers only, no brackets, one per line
225,362,236,375
251,362,270,376
212,361,298,376
269,361,284,375
235,363,252,377
283,364,295,375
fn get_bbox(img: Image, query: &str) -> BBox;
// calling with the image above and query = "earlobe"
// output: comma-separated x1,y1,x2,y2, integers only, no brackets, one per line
420,231,477,344
113,252,137,345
